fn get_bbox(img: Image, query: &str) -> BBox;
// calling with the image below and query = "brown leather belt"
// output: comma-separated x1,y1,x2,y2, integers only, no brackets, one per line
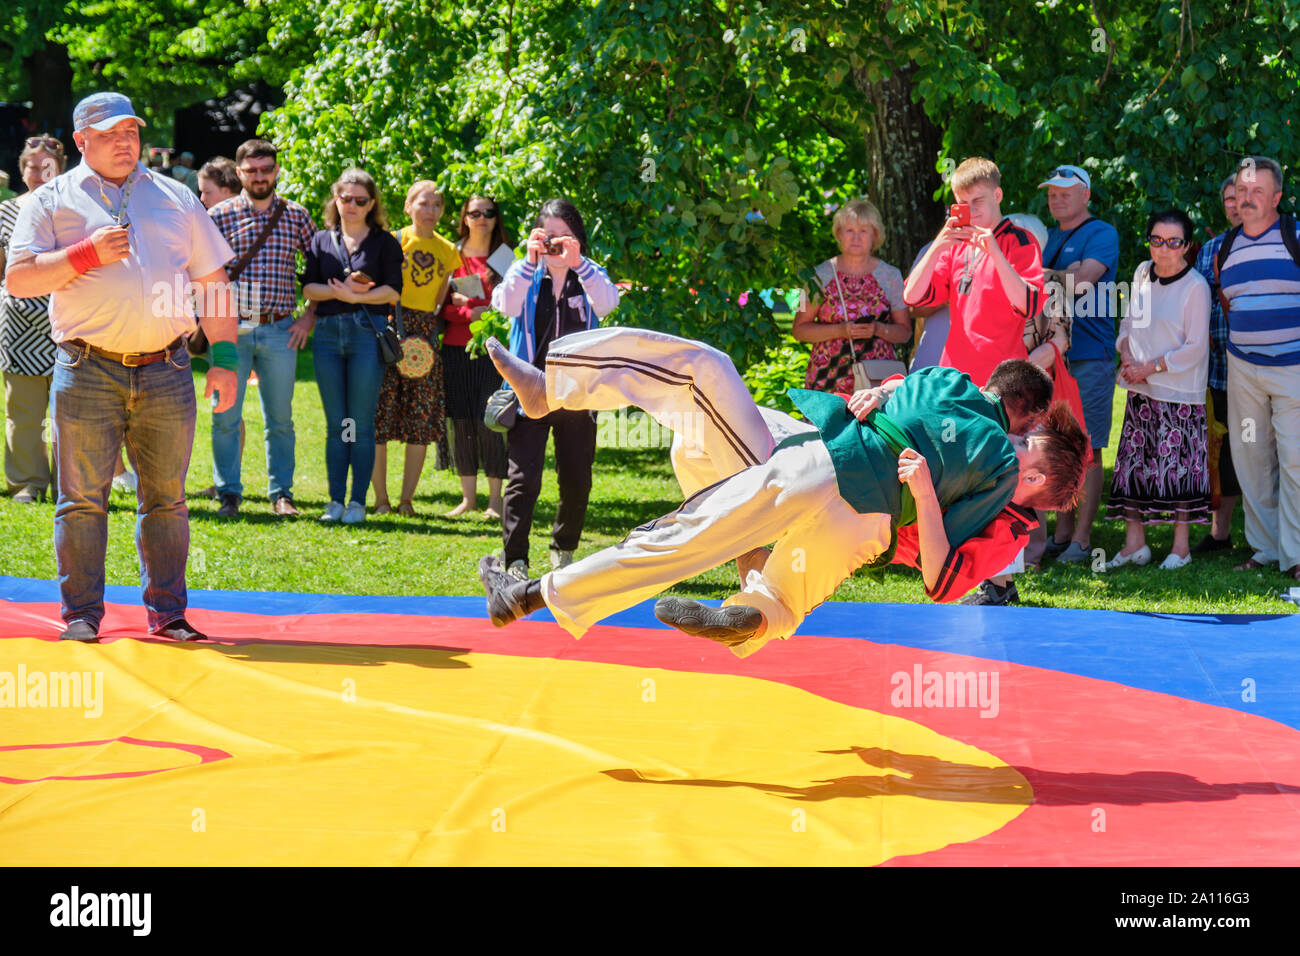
67,337,184,367
245,312,291,325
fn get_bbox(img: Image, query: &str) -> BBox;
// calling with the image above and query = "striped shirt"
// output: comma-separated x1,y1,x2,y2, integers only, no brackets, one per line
1220,218,1300,367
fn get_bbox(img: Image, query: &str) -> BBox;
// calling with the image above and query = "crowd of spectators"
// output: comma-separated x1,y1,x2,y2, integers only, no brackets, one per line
1,89,1296,643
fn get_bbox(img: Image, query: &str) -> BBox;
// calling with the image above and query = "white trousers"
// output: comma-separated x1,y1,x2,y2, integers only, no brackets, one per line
538,328,890,656
1226,352,1300,569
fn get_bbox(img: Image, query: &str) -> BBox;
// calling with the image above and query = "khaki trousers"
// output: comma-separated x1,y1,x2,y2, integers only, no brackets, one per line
3,371,53,495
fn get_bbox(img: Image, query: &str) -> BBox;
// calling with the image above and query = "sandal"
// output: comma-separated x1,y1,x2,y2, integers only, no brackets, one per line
1234,558,1270,571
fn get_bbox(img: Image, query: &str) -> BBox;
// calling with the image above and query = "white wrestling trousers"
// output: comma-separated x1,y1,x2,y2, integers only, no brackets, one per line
537,327,890,656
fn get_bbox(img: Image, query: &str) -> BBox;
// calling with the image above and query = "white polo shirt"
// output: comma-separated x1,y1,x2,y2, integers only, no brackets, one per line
6,159,233,354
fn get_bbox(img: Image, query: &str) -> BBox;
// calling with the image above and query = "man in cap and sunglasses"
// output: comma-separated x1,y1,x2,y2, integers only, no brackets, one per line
1036,163,1120,566
4,92,238,644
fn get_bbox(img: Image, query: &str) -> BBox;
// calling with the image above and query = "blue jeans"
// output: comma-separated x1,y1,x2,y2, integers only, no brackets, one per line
49,339,196,630
211,315,299,500
312,311,384,505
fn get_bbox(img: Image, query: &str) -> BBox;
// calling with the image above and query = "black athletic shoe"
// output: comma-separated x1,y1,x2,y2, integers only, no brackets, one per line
479,555,534,627
958,581,1020,606
1042,538,1070,560
1191,534,1232,555
152,617,210,641
653,597,763,646
59,620,100,643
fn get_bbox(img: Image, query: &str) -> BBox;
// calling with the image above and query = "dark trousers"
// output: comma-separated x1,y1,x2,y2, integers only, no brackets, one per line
502,409,597,565
1209,387,1241,498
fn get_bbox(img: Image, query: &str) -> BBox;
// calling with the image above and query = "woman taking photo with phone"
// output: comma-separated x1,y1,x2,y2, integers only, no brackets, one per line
488,198,619,579
442,195,510,519
372,180,459,516
303,168,403,524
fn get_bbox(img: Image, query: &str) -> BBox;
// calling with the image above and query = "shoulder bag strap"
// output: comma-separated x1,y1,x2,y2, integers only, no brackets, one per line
1045,216,1096,270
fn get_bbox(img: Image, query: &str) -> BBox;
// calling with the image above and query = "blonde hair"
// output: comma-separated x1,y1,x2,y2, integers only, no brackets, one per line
951,157,1001,194
405,180,444,208
832,199,886,251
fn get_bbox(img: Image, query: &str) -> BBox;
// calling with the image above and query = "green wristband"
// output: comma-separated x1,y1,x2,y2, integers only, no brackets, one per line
209,341,238,371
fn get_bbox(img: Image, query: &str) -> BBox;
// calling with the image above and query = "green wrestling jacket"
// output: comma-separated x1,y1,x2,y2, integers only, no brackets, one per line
787,365,1019,565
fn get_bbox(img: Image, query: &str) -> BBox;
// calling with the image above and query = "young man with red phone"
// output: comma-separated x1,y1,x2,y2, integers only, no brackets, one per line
904,157,1044,388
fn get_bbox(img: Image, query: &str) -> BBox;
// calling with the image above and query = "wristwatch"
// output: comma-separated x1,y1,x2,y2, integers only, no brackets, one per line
1155,355,1168,374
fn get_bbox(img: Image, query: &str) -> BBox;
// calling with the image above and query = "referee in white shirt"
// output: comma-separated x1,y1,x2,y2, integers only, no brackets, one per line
5,92,238,643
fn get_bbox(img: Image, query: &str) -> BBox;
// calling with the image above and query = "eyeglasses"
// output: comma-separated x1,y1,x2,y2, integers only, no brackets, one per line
25,136,64,153
466,210,498,220
238,165,276,176
1050,167,1085,183
1147,235,1187,249
337,195,372,206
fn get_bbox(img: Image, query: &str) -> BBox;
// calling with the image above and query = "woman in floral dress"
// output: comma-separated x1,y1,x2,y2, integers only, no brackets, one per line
793,198,911,393
1104,209,1211,570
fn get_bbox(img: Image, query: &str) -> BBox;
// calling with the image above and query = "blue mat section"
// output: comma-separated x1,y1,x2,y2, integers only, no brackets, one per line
3,575,1297,731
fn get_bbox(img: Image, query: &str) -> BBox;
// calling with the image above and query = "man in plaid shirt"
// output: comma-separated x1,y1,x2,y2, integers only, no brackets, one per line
1192,171,1242,553
207,138,316,517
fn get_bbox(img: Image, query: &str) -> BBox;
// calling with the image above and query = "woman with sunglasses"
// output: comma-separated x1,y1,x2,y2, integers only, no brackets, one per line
441,195,510,518
303,168,403,524
0,135,66,503
1104,209,1211,570
371,181,459,516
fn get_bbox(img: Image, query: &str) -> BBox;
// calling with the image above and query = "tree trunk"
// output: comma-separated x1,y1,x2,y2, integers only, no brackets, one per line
853,62,945,269
24,43,76,154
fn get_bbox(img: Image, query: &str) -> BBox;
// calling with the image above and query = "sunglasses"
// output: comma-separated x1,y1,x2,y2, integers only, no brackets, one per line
25,135,64,153
1148,235,1187,249
336,195,372,206
465,210,498,220
1049,167,1085,183
239,165,276,176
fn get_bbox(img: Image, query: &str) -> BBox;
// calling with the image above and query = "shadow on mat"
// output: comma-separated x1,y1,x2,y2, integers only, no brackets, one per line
605,746,1300,807
152,637,472,670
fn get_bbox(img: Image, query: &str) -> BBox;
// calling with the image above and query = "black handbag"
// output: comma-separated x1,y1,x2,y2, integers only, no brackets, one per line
369,313,405,367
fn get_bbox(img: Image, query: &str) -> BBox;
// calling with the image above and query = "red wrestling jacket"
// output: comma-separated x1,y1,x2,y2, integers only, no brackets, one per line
892,503,1039,602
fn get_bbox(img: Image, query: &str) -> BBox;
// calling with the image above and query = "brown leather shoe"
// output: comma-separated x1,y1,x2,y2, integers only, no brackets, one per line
1234,557,1270,571
272,495,300,517
216,493,240,518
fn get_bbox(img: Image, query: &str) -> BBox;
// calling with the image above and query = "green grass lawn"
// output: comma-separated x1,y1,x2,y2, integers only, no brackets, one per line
1,351,1295,615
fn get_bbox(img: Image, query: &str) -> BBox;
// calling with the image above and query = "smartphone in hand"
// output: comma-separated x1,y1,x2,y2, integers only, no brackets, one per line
949,203,971,227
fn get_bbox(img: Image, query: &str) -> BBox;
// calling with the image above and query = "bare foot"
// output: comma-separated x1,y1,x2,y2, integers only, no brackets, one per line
485,337,550,418
374,500,392,515
444,499,474,517
483,507,502,521
397,500,416,517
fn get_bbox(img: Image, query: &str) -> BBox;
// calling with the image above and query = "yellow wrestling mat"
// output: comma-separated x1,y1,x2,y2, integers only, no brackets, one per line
0,634,1029,865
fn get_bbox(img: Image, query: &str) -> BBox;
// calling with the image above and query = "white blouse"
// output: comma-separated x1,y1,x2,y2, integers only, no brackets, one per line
1116,260,1210,405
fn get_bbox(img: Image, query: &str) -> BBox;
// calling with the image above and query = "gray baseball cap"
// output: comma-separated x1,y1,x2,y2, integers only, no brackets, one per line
73,92,147,133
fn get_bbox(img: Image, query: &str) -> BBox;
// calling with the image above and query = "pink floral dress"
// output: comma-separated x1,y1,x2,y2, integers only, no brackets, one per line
804,263,903,394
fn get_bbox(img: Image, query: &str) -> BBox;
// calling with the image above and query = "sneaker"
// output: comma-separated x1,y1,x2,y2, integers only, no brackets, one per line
59,620,99,643
1159,552,1192,570
320,501,345,523
478,555,535,627
216,493,240,518
1105,544,1152,570
11,487,38,504
1042,537,1070,560
958,580,1020,606
1057,542,1092,564
506,559,529,582
653,597,764,646
151,617,209,642
341,502,366,524
550,548,574,571
112,470,138,494
1191,534,1231,555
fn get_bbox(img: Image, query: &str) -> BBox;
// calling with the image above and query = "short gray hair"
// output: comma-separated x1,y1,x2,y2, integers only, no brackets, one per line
1237,156,1284,193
